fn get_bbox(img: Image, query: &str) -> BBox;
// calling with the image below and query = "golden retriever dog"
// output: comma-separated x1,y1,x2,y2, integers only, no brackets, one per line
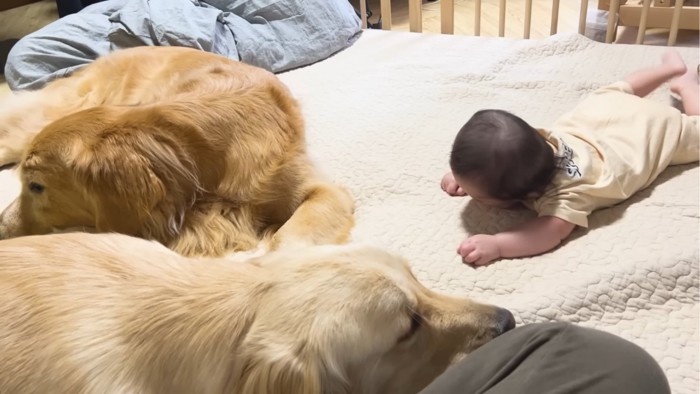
0,46,354,256
0,232,515,394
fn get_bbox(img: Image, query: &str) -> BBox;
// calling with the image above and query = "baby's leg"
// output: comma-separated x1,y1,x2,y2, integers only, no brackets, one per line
623,49,687,98
670,65,699,116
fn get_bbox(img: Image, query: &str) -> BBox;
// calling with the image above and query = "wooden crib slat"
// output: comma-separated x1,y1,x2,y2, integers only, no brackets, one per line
524,0,533,39
409,0,422,33
636,0,652,44
359,0,692,46
606,0,620,43
474,0,482,36
380,0,392,30
667,0,684,46
498,0,506,37
441,0,455,34
550,0,560,35
578,0,589,35
359,0,367,29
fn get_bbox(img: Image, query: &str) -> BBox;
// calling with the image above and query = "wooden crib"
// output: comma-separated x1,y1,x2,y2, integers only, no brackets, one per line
603,0,699,45
357,0,699,45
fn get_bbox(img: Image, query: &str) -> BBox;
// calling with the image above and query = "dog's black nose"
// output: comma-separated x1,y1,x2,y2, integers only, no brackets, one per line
495,307,516,335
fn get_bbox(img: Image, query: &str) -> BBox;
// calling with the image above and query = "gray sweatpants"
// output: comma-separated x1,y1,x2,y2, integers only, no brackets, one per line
420,322,671,394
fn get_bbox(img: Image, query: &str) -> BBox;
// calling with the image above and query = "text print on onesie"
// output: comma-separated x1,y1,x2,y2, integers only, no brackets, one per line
558,139,582,179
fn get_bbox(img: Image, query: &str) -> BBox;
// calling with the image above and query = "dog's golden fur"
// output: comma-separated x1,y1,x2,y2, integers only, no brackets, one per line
0,46,354,256
0,232,513,394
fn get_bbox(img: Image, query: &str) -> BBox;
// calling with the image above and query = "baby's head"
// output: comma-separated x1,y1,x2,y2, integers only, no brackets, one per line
450,109,556,207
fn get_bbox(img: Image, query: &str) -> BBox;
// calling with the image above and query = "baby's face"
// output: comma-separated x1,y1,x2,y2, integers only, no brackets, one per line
453,175,517,209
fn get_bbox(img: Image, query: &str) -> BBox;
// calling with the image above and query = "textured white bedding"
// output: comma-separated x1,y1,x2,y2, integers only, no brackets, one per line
277,30,699,393
0,29,697,393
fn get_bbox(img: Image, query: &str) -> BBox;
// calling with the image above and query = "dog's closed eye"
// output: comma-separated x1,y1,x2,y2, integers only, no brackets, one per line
0,162,18,171
398,312,423,343
28,182,45,194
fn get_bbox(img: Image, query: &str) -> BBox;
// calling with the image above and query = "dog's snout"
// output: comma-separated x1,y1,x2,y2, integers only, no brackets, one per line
495,307,516,334
0,198,23,240
0,214,6,240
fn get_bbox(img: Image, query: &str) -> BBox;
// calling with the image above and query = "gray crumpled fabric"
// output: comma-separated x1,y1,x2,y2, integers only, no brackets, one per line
4,0,361,91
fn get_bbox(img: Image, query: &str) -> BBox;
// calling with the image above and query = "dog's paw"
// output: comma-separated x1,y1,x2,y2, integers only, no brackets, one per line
269,234,315,252
225,242,270,263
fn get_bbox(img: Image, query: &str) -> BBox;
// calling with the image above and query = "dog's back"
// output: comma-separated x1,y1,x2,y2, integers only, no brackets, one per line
63,46,282,107
0,46,303,165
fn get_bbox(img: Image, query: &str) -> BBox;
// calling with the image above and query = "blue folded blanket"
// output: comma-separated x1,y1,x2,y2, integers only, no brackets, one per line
4,0,362,91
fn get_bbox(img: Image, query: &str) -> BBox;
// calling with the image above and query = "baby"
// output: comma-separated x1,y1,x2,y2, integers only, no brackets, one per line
442,49,699,266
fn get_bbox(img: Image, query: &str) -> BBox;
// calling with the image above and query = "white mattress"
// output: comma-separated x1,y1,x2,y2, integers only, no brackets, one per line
0,29,698,393
277,30,699,393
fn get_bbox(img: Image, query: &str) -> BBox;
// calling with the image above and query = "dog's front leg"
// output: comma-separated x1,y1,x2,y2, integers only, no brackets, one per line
269,182,355,251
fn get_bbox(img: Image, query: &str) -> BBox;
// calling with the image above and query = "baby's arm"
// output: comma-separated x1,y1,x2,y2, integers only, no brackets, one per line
458,216,575,266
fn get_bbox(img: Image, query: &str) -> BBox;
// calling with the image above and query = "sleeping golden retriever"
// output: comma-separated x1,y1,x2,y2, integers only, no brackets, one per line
0,46,354,256
0,232,515,394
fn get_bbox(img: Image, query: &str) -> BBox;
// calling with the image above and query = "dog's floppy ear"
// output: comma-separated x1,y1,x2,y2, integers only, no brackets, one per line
71,129,199,241
233,339,327,394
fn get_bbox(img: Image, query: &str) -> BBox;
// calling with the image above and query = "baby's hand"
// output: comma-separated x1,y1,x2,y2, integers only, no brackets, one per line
457,235,501,266
441,172,466,196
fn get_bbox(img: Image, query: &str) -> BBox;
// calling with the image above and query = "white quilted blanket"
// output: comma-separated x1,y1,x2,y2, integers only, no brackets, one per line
277,30,699,393
0,30,697,393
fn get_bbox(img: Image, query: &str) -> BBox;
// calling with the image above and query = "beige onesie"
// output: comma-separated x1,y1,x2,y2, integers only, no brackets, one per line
524,81,699,227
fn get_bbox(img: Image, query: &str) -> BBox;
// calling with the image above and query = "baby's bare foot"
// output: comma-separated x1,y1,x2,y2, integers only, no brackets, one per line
662,49,688,77
670,65,699,96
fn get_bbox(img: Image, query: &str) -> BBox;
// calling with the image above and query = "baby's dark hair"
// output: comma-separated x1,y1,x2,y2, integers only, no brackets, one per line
449,109,557,201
